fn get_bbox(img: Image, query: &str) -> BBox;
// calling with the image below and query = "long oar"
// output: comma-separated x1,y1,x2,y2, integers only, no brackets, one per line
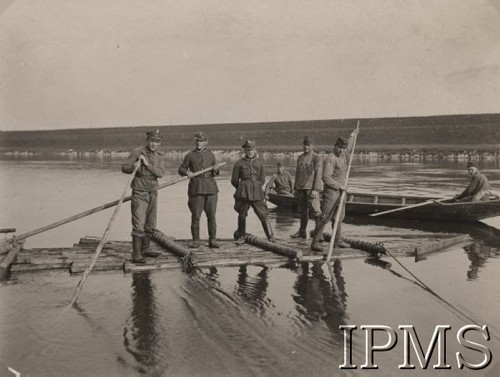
0,163,227,255
368,197,450,217
326,122,360,263
68,162,224,306
69,163,140,306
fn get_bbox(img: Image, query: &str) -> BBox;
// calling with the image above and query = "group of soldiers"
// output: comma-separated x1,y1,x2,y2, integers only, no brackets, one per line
121,128,358,263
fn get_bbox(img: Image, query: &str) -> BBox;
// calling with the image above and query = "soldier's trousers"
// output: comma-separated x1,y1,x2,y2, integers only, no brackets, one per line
131,190,157,237
188,194,218,239
312,188,345,243
296,189,321,230
234,199,269,221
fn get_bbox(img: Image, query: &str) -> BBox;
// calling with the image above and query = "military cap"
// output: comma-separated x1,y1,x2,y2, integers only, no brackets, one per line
146,129,162,140
303,136,313,146
467,161,476,168
335,136,349,148
242,140,256,149
277,162,283,167
194,132,207,141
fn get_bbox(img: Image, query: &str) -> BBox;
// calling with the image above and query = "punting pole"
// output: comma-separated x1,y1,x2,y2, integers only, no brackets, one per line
0,163,226,255
69,163,140,306
368,197,450,217
383,248,500,342
68,162,224,305
326,122,360,263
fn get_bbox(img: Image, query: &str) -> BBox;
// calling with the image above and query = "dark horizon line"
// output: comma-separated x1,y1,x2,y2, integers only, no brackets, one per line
1,111,500,133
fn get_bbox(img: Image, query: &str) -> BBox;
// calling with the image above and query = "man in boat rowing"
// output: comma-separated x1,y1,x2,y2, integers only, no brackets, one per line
264,162,294,199
231,140,275,243
455,162,500,202
178,132,220,249
290,136,323,239
310,130,357,252
122,129,166,263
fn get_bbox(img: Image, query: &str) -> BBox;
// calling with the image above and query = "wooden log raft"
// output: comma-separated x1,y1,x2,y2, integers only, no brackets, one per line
322,233,386,255
243,234,302,259
412,234,471,261
151,229,198,267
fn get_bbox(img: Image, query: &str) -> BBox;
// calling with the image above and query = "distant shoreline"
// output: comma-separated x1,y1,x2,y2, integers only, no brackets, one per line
1,144,499,162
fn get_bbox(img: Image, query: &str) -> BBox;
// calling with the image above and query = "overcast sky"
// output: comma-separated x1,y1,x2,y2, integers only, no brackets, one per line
1,0,499,131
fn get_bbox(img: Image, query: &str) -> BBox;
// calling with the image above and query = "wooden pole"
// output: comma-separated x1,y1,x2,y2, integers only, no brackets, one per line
326,122,359,263
1,163,226,253
368,197,449,217
69,163,140,306
68,162,224,305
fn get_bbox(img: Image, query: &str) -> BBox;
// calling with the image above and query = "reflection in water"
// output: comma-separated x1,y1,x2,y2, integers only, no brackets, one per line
364,257,392,270
293,261,347,346
348,216,500,248
236,265,269,314
464,242,500,280
124,273,161,372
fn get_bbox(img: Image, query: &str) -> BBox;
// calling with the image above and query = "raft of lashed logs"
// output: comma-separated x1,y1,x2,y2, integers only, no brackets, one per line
4,229,471,277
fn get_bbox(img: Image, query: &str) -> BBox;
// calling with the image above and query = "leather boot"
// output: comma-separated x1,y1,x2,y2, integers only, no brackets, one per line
235,217,246,244
333,223,349,248
291,212,309,238
141,236,161,257
208,221,219,248
132,236,146,264
262,219,275,243
310,220,326,252
190,224,200,248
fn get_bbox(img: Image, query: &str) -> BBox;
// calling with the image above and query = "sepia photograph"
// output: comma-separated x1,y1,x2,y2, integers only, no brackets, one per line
1,0,500,375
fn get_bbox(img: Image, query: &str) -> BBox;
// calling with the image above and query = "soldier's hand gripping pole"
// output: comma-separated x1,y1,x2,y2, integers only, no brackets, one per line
326,121,360,263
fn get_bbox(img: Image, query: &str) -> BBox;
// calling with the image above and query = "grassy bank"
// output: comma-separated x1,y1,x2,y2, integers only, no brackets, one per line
1,113,499,153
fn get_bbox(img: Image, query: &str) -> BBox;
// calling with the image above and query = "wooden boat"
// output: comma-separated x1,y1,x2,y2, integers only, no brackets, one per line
267,192,500,222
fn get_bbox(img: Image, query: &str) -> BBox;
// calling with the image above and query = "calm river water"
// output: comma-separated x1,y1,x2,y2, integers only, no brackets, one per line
1,155,500,376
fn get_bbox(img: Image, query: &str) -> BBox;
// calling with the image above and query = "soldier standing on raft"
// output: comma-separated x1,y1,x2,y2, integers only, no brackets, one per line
178,132,220,249
231,140,275,244
122,129,166,263
310,129,358,252
290,136,323,239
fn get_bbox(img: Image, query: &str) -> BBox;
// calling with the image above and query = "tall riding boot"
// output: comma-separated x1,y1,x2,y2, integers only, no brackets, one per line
132,235,146,264
208,220,219,248
235,217,246,244
290,212,308,239
262,218,275,243
141,235,161,257
311,220,326,252
190,224,200,248
333,222,349,248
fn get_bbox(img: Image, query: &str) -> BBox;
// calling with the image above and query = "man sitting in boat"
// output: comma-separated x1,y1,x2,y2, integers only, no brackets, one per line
455,162,500,202
264,162,294,199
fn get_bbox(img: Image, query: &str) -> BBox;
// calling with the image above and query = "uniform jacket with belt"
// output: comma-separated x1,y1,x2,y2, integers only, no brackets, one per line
294,152,323,191
231,157,266,201
178,148,219,196
122,146,166,192
322,135,355,191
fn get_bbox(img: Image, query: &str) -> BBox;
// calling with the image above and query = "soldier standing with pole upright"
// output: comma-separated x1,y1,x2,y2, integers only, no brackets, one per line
290,136,323,239
310,127,359,252
231,140,275,244
122,129,166,263
178,132,220,249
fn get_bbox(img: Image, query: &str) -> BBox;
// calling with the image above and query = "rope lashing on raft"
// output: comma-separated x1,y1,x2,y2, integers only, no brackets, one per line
242,234,303,259
321,233,387,255
151,229,198,269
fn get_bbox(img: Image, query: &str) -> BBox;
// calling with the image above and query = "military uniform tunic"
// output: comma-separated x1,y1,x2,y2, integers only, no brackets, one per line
264,171,294,196
294,152,323,223
231,157,269,221
122,146,166,237
178,148,219,240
